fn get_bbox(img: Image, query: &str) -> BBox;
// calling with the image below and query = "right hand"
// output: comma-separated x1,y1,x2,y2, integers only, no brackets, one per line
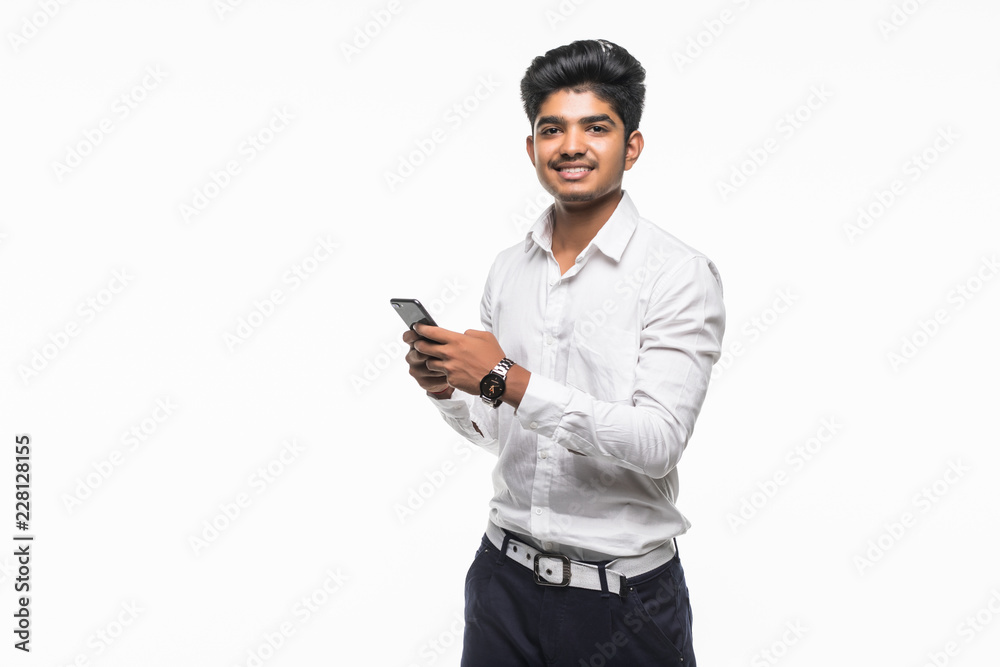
402,328,454,398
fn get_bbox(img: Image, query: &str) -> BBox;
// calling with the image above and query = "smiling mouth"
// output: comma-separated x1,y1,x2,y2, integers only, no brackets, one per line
554,165,594,181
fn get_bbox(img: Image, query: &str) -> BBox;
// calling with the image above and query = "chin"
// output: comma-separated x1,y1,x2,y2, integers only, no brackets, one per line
541,181,598,203
556,192,598,203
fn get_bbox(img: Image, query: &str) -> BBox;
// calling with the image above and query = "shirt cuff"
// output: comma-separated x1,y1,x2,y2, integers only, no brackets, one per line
425,390,473,418
513,372,573,439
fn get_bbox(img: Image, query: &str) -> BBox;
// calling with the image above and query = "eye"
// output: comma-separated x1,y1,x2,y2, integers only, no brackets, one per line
589,125,608,133
540,127,560,135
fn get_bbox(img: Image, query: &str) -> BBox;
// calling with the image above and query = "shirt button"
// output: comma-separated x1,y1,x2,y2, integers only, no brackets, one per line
530,421,538,429
534,508,543,515
543,542,553,550
539,451,548,459
544,334,554,345
575,256,583,263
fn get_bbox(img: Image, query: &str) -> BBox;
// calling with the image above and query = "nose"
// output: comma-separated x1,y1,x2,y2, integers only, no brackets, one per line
558,126,586,158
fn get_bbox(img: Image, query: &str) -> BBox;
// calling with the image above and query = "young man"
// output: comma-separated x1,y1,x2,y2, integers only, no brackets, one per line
402,39,725,666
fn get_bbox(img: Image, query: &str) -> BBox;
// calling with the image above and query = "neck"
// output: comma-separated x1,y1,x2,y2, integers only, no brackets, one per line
551,189,623,256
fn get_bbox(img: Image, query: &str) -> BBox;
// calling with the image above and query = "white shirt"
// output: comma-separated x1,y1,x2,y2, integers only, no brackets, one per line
429,191,726,561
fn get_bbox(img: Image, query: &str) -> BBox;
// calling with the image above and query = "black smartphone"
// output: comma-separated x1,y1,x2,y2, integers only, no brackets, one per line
390,298,438,338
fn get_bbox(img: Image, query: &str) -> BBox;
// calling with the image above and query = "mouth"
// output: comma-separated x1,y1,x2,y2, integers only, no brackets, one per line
554,164,594,181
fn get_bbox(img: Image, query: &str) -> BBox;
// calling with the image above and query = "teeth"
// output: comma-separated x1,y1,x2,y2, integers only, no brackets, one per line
560,167,591,173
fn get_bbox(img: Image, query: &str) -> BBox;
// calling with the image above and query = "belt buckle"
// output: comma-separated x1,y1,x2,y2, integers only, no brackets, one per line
533,552,571,587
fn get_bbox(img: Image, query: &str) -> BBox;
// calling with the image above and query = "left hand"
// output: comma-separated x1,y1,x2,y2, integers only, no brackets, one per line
412,324,506,396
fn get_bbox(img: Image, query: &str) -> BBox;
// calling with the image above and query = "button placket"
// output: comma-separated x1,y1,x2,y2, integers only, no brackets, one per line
529,252,565,539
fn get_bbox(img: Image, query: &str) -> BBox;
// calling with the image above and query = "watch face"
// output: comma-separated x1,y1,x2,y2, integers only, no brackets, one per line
480,374,505,398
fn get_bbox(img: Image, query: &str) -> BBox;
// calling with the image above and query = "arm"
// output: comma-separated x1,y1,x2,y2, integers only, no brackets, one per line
424,389,499,455
510,256,725,478
406,264,501,454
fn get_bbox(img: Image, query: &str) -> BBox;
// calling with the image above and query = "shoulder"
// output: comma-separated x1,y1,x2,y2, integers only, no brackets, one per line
485,235,540,278
629,216,723,292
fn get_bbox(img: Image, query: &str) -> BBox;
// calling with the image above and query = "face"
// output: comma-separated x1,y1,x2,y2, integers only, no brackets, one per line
526,88,642,205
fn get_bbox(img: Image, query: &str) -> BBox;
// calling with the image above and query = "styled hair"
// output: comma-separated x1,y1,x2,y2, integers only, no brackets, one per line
520,39,646,139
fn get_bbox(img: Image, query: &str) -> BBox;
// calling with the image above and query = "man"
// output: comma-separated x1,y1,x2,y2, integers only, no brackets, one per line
402,39,725,666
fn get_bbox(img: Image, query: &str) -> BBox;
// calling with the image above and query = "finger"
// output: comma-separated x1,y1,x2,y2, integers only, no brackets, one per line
414,323,453,343
425,358,447,374
414,338,446,359
409,363,445,380
404,348,428,365
415,365,446,379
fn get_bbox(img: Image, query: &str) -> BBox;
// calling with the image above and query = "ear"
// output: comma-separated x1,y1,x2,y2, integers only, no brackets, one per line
526,134,536,167
624,130,644,171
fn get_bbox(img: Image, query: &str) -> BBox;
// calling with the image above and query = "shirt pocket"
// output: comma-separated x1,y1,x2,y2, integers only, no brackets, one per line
566,323,637,403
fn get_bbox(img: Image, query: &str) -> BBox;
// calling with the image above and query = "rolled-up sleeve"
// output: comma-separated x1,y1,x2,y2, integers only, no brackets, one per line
513,255,725,478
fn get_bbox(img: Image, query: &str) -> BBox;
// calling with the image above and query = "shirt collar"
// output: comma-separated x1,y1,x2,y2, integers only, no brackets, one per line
523,190,639,263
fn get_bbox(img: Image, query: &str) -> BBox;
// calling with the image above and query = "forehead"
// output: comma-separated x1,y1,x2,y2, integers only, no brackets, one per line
535,88,621,126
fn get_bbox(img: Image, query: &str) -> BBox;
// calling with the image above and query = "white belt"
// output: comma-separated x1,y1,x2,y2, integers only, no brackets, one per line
484,520,677,598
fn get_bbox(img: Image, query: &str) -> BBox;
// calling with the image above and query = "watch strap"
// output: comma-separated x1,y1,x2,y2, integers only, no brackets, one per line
481,357,515,408
490,357,515,379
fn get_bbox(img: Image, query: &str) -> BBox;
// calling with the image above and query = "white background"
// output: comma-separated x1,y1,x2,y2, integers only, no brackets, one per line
2,1,999,665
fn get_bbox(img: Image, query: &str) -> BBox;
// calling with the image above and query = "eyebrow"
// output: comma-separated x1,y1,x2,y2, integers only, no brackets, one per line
535,114,617,129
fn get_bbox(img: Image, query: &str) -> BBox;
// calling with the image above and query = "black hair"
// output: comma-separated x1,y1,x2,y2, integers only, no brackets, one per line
520,39,646,139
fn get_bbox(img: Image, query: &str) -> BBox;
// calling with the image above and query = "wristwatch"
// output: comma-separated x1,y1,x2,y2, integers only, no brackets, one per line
480,357,515,408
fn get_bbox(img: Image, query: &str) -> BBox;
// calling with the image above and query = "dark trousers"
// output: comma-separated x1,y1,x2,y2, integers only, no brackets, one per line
461,533,696,666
